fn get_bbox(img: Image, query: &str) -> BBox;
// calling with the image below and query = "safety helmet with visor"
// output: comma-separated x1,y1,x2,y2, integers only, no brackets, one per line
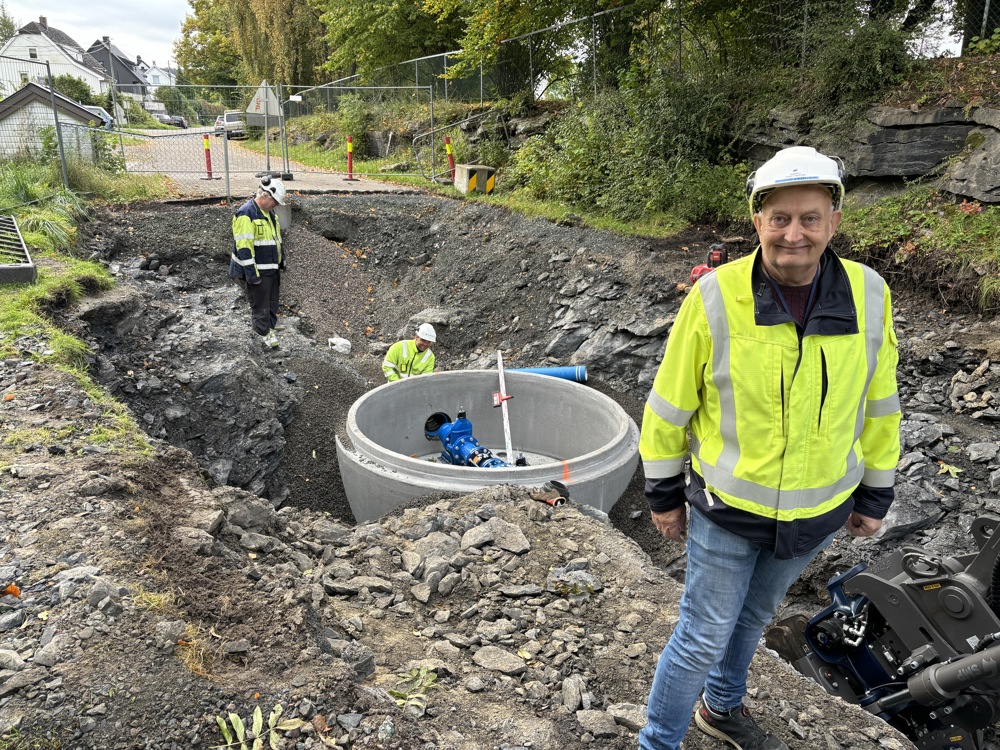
416,323,437,343
259,176,286,206
746,146,845,215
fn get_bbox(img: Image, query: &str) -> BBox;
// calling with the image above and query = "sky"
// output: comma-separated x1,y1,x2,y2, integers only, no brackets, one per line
6,0,190,70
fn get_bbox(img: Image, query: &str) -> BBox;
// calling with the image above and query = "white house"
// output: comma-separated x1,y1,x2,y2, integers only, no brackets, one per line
135,58,177,96
0,81,101,160
0,17,110,99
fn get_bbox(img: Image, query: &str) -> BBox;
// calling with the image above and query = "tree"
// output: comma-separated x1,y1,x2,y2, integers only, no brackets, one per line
174,0,242,86
0,1,16,47
311,0,463,78
176,0,329,86
52,74,96,105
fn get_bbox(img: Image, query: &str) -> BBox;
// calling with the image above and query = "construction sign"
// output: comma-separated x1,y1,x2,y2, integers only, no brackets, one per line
247,80,281,118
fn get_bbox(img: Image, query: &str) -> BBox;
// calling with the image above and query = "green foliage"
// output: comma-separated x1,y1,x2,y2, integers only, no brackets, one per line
388,667,442,716
844,186,1000,309
51,75,97,106
214,704,308,750
0,1,16,48
967,28,1000,55
155,86,197,121
335,94,372,155
799,18,912,116
90,132,126,173
505,89,745,224
314,0,460,78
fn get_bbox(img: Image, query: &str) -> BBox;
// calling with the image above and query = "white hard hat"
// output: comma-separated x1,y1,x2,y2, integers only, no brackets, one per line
416,323,437,342
746,146,845,214
259,176,286,205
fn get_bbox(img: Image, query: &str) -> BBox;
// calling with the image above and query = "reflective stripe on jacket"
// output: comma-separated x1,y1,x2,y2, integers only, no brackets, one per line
229,199,282,282
382,339,435,382
639,248,901,558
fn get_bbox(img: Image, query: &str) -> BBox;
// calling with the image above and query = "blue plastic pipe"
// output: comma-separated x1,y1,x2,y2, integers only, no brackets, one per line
509,366,588,383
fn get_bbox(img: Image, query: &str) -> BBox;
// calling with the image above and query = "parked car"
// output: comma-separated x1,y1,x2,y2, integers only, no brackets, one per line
82,105,114,130
214,115,225,135
222,110,246,139
167,115,188,128
153,113,171,125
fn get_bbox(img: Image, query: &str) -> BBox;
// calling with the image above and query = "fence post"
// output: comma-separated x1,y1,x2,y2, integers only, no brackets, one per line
44,62,69,189
592,15,598,97
528,36,534,101
223,130,231,203
429,85,436,180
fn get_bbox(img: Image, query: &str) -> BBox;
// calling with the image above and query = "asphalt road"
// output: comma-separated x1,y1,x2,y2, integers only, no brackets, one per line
117,128,418,199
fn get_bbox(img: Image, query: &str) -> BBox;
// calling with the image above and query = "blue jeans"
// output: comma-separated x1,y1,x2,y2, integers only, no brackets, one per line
638,506,830,750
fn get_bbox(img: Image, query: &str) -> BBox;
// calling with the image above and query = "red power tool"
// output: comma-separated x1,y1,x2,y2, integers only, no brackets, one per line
689,243,729,284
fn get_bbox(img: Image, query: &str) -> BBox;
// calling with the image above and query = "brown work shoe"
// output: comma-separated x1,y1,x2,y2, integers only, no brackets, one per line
695,698,788,750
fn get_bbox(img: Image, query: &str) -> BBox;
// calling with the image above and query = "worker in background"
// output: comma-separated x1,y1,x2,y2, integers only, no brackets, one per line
383,323,437,382
637,146,901,750
229,177,286,349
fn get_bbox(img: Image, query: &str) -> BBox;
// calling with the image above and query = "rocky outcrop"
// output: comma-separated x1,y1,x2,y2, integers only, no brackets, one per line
744,103,1000,203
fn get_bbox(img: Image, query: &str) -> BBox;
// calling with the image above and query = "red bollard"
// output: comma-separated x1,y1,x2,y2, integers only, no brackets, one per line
344,135,359,181
201,134,214,180
445,136,456,182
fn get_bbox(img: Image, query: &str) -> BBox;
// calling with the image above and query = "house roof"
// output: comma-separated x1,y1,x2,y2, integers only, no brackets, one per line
16,21,109,78
0,81,100,125
86,40,152,86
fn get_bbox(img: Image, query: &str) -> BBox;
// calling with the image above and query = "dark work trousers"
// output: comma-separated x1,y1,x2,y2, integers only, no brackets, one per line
244,274,281,335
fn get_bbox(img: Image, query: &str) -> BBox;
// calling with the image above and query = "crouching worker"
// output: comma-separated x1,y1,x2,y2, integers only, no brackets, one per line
230,177,286,349
637,146,901,750
383,323,437,382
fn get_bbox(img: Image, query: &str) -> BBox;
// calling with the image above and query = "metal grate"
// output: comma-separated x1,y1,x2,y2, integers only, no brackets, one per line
0,215,36,284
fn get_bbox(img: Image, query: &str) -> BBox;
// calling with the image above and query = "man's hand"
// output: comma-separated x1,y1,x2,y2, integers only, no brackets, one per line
651,506,687,542
846,512,882,537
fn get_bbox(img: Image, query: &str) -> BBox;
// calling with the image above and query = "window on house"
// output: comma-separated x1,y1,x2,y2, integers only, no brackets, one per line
19,72,28,83
152,75,160,84
28,48,38,59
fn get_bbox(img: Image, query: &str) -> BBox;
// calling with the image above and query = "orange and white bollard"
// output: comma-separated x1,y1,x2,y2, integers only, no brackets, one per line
344,135,359,181
445,136,456,182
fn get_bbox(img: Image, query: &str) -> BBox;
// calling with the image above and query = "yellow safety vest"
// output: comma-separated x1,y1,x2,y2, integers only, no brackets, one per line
640,249,901,556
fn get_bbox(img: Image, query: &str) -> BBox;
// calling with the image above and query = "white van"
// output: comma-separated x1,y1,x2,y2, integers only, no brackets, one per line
222,110,246,139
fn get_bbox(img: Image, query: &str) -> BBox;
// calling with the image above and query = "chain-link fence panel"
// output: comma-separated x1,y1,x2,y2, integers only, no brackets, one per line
111,83,269,130
0,55,69,184
98,126,272,195
959,0,1000,52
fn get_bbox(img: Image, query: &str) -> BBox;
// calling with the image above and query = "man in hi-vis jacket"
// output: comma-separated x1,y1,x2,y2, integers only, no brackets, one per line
230,177,286,349
638,146,901,750
382,323,437,382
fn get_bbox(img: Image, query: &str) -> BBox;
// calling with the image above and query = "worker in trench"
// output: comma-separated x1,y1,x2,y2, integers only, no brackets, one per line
382,323,437,382
229,177,287,349
637,146,902,750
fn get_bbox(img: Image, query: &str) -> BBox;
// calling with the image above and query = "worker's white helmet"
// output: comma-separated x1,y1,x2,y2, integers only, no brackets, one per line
416,323,437,342
259,176,286,205
746,146,845,215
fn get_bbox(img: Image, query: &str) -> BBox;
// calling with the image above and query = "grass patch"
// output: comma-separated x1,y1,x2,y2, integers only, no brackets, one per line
0,731,63,749
130,586,176,613
244,136,692,238
844,185,1000,309
178,624,213,676
0,160,155,457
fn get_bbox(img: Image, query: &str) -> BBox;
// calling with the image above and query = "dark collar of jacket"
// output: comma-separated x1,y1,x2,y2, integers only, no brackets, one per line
749,247,859,337
236,198,273,222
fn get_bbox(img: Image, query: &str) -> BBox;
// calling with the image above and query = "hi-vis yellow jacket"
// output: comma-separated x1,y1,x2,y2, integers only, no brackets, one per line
229,199,282,283
640,248,901,558
382,339,435,382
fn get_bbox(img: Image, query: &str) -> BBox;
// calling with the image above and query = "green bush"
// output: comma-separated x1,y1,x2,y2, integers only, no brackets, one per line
800,19,911,114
